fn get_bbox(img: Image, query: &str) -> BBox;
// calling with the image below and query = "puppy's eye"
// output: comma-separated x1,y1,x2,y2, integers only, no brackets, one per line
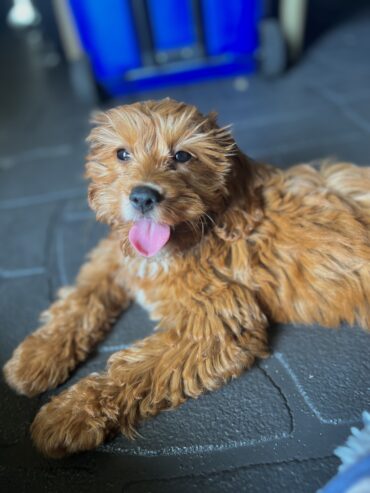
117,149,130,161
174,151,192,163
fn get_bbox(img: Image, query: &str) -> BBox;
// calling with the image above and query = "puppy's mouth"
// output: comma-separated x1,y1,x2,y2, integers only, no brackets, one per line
128,219,171,257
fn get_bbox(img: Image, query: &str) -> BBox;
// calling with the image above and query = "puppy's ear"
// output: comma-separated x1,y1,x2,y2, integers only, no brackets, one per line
86,110,109,150
89,110,109,126
202,111,237,159
85,111,107,183
86,109,121,158
215,151,266,242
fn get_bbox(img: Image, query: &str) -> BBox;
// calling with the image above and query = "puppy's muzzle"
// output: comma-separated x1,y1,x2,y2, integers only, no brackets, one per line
129,186,163,214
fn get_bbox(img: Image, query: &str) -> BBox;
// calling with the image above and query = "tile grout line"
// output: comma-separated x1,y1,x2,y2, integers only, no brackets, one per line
0,266,45,279
56,222,69,287
274,352,362,426
0,187,86,210
314,86,370,134
246,131,359,159
0,143,73,169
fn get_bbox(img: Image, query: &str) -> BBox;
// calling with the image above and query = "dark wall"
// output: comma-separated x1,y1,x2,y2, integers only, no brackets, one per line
0,0,11,26
306,0,370,47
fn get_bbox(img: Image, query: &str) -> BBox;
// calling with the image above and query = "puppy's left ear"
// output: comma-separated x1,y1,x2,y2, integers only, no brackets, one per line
203,109,266,240
215,149,267,242
203,111,238,159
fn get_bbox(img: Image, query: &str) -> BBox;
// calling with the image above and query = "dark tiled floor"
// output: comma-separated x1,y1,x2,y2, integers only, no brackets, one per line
1,12,370,493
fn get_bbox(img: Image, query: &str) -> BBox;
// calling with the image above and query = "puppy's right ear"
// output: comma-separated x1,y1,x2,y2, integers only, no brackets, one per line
86,110,108,151
86,109,120,159
89,110,109,126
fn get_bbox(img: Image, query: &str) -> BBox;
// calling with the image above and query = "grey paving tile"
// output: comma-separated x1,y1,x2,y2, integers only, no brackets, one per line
308,14,370,70
233,106,359,161
0,466,28,493
0,34,91,156
0,143,86,203
52,216,108,286
0,379,40,447
125,76,327,130
0,276,50,363
216,84,328,130
98,303,155,353
271,324,370,424
104,366,292,455
0,465,97,493
125,456,339,493
345,95,370,129
0,102,88,160
257,132,370,168
122,78,242,115
63,197,93,222
0,113,89,157
0,202,58,272
301,61,370,104
0,276,49,445
0,144,72,171
30,468,97,493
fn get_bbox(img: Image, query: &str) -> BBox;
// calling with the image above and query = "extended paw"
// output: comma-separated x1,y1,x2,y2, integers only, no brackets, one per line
3,330,75,397
31,375,119,458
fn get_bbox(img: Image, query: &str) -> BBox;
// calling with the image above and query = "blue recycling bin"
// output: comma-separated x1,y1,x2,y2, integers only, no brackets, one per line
69,0,263,96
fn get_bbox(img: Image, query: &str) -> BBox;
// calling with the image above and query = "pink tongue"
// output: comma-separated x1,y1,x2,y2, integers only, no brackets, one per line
129,219,171,257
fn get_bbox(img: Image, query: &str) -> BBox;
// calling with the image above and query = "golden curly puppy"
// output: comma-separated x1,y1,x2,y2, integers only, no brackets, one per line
3,98,370,458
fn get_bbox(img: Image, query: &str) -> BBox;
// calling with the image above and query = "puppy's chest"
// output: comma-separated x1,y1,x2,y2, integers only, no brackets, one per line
121,257,177,315
121,255,220,317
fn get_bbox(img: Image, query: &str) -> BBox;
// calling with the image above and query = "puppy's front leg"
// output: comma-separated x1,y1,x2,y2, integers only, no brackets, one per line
3,237,129,397
31,285,268,457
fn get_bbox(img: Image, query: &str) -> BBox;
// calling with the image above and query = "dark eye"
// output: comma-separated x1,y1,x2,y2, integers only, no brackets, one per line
117,149,130,161
174,151,192,163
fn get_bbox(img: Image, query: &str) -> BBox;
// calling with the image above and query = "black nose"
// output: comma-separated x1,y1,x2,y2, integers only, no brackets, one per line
129,186,163,213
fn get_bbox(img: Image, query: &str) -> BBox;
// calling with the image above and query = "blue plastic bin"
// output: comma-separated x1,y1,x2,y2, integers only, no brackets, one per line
69,0,262,96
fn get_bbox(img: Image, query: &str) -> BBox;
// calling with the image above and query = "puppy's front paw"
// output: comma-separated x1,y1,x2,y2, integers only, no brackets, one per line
31,375,119,458
3,330,75,397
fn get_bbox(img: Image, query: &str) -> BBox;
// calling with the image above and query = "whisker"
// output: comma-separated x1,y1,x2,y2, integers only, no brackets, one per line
200,217,205,239
187,220,200,237
195,216,205,241
203,213,216,226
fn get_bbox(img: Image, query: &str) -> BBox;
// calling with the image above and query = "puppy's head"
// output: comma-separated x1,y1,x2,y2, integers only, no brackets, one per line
86,98,237,257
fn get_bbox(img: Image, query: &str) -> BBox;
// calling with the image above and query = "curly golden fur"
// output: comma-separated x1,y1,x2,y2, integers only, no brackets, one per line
3,98,370,458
